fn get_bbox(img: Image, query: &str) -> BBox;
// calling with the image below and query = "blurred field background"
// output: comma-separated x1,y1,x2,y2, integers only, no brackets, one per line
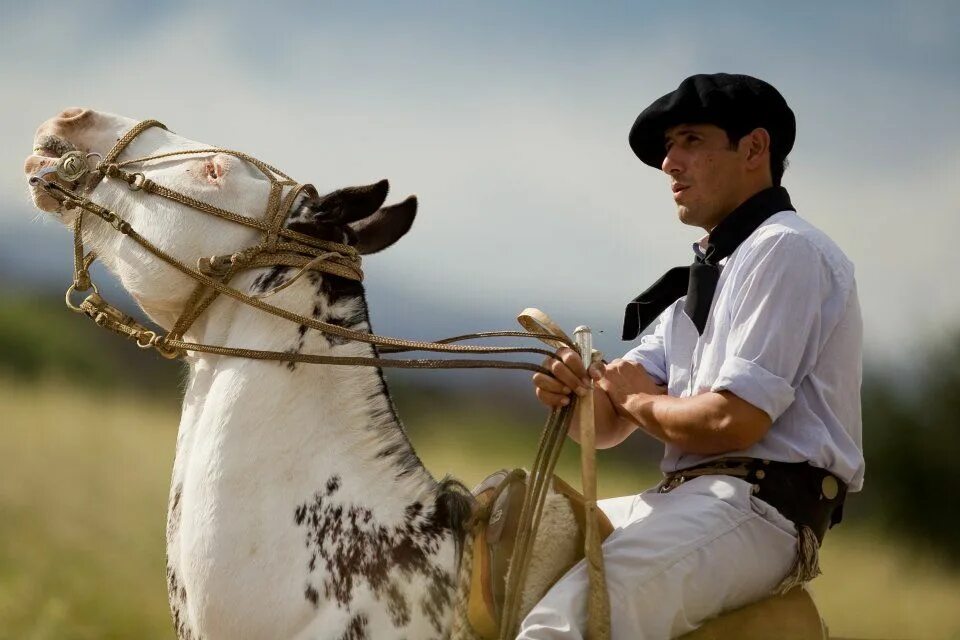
2,295,960,640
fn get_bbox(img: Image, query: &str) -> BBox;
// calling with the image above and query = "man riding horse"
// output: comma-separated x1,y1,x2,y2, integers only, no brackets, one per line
526,73,863,639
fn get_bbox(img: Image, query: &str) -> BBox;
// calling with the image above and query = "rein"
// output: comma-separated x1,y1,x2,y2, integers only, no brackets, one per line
29,119,573,373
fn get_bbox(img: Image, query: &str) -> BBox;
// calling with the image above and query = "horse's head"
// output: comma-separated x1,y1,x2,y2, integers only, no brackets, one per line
24,108,416,328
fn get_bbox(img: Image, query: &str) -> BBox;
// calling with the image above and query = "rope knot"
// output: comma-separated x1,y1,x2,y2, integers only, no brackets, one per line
99,163,121,179
230,246,263,266
196,246,264,278
74,270,92,292
197,255,235,277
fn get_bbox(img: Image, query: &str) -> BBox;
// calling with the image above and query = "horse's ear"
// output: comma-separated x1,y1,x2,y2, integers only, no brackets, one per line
349,196,417,255
314,179,390,224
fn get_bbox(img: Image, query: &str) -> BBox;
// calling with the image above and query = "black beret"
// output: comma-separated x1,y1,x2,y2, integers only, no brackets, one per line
628,73,795,168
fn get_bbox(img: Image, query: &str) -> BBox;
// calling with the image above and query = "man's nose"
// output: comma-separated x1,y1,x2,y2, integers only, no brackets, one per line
661,148,682,174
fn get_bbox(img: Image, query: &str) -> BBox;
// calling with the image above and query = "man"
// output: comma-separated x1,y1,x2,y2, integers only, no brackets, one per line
521,73,863,638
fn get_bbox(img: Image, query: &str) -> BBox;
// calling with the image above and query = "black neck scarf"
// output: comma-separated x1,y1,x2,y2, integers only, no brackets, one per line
622,186,795,339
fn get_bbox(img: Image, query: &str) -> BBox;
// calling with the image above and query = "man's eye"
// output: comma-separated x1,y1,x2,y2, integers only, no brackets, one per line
686,135,701,145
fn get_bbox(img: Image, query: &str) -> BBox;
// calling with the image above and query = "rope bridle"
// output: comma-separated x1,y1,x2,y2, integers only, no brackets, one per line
28,118,610,639
29,119,573,371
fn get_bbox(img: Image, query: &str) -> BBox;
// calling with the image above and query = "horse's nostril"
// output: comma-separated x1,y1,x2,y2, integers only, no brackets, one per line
58,107,90,121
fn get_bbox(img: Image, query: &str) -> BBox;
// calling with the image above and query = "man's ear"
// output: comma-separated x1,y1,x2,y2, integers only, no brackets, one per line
349,196,417,255
313,179,390,224
744,127,772,170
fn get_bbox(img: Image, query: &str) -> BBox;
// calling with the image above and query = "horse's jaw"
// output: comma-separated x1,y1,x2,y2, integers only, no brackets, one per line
165,275,464,640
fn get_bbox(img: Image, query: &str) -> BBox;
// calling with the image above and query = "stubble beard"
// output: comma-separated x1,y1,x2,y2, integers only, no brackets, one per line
676,203,706,229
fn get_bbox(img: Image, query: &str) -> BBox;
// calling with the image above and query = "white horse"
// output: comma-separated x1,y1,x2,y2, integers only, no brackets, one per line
25,108,828,640
27,108,475,640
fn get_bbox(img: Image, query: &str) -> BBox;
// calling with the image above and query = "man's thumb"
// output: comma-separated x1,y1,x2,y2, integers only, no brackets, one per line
588,362,604,380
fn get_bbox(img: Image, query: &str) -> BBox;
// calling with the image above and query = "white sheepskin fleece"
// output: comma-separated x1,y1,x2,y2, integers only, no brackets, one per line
508,492,582,621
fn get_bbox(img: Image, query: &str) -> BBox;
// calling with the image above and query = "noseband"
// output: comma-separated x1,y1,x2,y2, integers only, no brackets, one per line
28,119,570,372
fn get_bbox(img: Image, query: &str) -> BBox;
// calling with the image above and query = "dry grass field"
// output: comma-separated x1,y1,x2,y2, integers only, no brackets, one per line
1,378,958,639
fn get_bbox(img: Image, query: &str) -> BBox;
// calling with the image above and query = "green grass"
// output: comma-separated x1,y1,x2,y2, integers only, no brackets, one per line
0,379,178,640
1,379,958,639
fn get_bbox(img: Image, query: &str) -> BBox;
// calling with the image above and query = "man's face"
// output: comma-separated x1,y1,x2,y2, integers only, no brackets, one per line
661,123,748,231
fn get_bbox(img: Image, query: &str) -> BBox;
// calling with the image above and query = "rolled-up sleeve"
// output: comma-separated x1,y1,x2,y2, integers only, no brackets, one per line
621,305,671,385
710,233,831,421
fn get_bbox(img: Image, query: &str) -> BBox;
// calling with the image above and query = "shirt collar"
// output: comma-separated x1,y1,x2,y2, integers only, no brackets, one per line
693,186,796,262
709,187,795,254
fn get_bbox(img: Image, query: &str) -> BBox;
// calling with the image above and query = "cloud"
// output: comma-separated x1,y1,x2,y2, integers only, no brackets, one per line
3,2,958,363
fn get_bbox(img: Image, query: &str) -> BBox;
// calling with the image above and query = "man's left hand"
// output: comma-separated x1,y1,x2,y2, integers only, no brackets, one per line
594,358,667,422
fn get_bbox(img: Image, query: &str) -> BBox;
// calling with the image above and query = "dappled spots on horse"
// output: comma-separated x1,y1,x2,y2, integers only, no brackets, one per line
166,565,193,640
165,483,193,640
339,613,370,640
294,474,461,636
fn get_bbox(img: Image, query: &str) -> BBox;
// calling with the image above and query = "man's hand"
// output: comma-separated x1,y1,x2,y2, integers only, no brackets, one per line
532,350,667,449
595,358,667,420
531,347,596,408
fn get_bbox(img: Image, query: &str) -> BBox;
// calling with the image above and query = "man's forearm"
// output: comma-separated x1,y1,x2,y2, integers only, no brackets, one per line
620,391,770,455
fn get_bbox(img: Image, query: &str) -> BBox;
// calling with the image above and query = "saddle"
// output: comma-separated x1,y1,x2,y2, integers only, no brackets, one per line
465,468,614,639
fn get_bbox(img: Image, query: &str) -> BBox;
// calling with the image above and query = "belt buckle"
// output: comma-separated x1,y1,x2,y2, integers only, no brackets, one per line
821,475,839,500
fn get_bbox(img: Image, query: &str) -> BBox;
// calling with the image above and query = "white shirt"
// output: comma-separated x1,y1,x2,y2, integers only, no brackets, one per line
623,210,865,491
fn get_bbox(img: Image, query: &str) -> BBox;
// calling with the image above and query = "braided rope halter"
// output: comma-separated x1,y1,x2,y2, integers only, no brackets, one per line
28,118,609,640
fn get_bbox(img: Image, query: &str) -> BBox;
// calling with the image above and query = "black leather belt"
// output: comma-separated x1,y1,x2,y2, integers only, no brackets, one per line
659,458,847,544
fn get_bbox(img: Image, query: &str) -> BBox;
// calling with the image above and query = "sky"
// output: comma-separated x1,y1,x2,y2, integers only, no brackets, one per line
1,1,958,365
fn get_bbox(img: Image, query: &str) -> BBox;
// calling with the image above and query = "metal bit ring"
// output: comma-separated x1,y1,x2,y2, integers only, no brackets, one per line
56,150,90,182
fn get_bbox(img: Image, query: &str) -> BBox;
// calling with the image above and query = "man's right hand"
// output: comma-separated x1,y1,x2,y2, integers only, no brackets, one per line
531,347,597,408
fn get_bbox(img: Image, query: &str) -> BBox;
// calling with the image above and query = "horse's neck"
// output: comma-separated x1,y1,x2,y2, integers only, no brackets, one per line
175,271,438,513
166,273,470,638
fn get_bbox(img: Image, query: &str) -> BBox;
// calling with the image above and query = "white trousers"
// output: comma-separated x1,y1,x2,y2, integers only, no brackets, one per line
517,475,798,640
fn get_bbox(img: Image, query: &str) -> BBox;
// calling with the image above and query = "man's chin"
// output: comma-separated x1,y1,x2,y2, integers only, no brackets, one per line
677,208,714,232
676,206,697,226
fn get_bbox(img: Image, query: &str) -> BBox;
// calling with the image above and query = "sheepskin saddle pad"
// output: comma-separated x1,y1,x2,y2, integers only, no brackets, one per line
466,468,614,639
